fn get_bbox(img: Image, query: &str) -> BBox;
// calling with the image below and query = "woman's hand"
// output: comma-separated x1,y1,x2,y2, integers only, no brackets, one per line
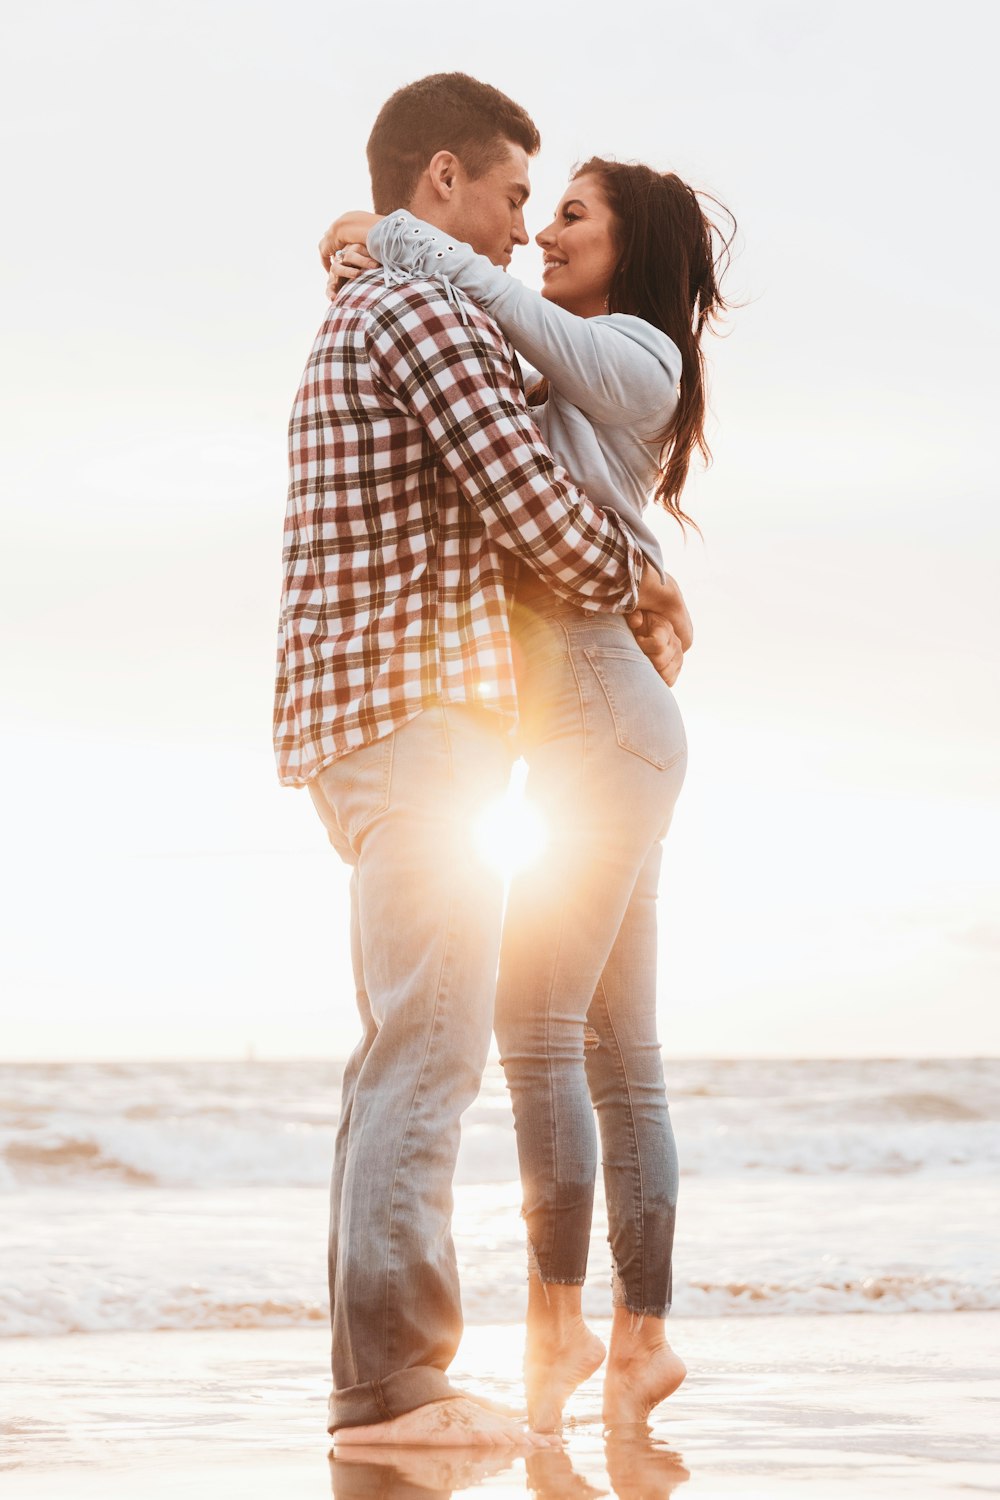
636,565,693,652
325,243,379,298
318,211,384,268
628,611,685,687
319,211,384,298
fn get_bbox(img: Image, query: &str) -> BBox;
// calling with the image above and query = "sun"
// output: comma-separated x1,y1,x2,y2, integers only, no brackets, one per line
472,763,548,880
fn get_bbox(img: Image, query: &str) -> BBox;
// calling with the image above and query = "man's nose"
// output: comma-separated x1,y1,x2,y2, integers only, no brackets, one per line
511,208,529,247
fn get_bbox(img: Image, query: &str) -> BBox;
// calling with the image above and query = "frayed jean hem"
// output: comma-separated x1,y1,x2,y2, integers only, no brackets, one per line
611,1259,669,1320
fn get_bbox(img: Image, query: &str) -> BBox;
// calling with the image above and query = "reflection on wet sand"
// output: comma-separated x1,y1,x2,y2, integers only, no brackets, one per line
329,1445,517,1499
524,1448,605,1498
328,1432,690,1499
602,1431,690,1498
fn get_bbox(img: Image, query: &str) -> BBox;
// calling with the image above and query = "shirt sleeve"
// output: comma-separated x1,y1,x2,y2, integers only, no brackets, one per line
369,210,681,430
366,281,644,613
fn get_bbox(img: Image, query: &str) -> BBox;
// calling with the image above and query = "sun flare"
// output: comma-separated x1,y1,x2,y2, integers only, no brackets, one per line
472,776,548,880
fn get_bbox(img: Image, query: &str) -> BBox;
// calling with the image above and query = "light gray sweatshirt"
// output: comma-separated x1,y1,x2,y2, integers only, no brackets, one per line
368,210,682,576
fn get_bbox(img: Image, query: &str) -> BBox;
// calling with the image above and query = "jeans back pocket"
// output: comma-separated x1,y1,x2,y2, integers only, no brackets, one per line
584,648,687,772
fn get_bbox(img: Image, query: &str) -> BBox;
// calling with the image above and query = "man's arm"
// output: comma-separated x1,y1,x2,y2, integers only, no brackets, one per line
367,282,645,613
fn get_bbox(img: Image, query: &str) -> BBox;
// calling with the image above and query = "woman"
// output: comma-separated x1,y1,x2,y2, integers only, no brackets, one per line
324,160,734,1432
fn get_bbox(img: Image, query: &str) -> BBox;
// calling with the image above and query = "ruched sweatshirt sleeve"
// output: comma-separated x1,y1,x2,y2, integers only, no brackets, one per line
368,211,682,431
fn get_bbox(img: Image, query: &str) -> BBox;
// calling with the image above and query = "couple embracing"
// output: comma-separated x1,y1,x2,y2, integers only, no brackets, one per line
273,71,733,1448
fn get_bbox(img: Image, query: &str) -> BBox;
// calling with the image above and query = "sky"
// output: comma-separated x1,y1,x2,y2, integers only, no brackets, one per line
1,0,997,1059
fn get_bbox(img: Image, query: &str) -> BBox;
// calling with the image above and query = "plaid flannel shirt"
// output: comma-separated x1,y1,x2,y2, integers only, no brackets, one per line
273,270,644,786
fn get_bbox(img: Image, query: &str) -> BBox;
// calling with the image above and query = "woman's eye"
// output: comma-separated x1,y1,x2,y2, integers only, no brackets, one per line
563,211,581,223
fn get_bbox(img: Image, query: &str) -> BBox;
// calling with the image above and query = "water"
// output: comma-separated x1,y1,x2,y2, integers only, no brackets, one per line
2,1058,997,1336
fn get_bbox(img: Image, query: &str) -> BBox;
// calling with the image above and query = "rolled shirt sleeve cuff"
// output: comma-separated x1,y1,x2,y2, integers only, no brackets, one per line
617,526,645,615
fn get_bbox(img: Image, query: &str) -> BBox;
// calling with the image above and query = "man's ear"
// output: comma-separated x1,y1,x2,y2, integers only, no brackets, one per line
426,150,460,202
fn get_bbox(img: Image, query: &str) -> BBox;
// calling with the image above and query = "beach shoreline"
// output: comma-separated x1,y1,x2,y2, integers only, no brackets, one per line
3,1312,998,1497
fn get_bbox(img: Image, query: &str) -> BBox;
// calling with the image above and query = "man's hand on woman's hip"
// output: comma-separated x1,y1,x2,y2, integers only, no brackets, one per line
627,611,685,687
636,565,693,654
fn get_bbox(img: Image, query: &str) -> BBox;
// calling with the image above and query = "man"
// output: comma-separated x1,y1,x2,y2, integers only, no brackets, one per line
274,72,689,1447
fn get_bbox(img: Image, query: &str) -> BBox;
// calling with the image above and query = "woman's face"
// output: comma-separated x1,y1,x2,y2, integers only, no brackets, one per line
536,174,620,317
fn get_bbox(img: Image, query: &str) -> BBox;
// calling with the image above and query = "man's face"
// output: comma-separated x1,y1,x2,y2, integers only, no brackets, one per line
449,143,532,268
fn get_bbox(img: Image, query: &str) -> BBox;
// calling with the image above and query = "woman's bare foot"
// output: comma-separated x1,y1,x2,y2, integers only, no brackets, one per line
333,1395,561,1448
525,1281,607,1433
602,1309,686,1428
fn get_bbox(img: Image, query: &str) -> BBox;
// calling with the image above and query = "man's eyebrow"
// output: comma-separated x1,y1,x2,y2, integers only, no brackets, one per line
511,180,531,204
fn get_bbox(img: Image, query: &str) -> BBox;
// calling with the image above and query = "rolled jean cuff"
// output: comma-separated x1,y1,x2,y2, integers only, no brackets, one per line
327,1366,462,1433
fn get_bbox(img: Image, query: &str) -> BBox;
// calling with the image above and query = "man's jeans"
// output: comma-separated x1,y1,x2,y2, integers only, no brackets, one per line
308,705,512,1432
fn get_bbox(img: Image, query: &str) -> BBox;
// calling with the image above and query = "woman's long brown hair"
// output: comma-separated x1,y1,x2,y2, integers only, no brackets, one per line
572,158,736,532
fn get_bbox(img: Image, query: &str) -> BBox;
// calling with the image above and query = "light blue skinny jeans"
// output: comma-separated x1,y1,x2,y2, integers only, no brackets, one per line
495,588,688,1318
308,705,512,1431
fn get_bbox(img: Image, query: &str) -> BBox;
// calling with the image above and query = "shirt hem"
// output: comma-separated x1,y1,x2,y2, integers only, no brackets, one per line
277,694,518,788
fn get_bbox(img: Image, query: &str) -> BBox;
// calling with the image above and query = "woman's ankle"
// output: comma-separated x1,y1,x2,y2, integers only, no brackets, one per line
526,1277,588,1340
607,1306,670,1359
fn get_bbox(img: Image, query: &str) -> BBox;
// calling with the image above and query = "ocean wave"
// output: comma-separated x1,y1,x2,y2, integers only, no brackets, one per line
4,1137,157,1184
3,1059,999,1190
680,1119,1000,1176
4,1271,997,1339
675,1272,1000,1317
3,1114,997,1188
850,1091,985,1123
0,1284,329,1339
0,1118,333,1190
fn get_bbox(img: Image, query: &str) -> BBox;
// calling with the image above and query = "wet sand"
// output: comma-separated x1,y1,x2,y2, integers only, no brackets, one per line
3,1313,997,1497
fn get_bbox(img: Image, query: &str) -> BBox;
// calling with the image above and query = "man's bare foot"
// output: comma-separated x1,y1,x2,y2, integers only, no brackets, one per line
525,1316,607,1433
603,1314,686,1427
332,1395,561,1448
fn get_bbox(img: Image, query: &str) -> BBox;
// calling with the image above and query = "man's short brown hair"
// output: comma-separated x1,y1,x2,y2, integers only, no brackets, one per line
367,72,541,215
